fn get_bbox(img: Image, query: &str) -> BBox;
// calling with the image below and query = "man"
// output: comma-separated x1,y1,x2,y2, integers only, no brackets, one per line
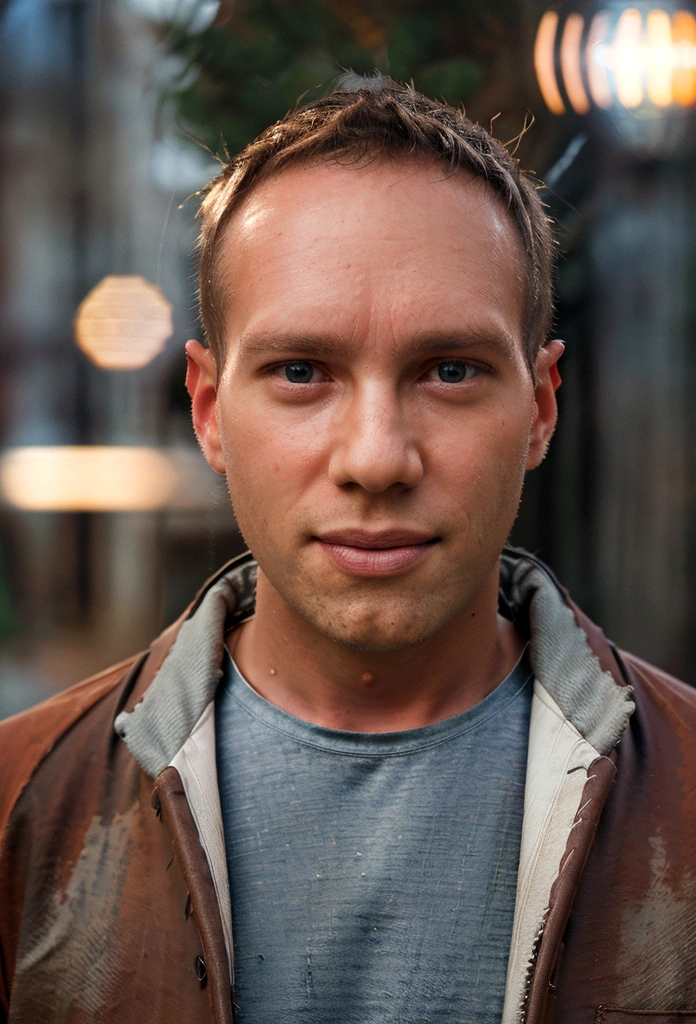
1,79,695,1024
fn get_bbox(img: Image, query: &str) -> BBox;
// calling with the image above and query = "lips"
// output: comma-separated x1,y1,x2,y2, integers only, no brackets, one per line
315,529,439,576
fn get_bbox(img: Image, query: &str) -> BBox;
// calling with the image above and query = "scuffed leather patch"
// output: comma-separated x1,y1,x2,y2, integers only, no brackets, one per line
597,1008,696,1023
613,833,696,1008
11,807,135,1018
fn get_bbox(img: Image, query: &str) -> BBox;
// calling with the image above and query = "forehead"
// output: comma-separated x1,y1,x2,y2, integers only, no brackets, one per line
216,158,526,353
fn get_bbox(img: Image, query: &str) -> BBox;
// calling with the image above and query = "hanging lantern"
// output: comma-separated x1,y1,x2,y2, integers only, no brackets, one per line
75,275,173,370
535,6,696,116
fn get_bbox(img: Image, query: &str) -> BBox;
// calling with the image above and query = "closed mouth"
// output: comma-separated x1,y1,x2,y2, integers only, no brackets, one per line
313,532,440,576
315,529,439,549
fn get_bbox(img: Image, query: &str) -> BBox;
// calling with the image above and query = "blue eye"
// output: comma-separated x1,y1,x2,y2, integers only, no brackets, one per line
284,361,314,383
437,361,469,383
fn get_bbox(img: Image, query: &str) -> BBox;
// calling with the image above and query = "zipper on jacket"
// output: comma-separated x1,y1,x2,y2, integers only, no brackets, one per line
518,909,549,1024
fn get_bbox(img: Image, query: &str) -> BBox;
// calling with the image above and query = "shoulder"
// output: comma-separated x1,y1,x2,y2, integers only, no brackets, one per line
0,654,141,837
509,547,696,744
0,558,242,841
618,648,696,730
0,594,196,842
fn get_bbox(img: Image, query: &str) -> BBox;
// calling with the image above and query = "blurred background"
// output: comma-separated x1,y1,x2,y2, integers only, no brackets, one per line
1,0,695,717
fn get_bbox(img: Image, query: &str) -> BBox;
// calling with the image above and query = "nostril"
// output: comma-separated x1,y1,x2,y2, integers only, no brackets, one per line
328,442,423,493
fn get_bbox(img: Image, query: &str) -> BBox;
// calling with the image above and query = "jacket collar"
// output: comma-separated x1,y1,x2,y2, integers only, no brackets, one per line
114,552,256,779
499,549,634,753
115,547,634,779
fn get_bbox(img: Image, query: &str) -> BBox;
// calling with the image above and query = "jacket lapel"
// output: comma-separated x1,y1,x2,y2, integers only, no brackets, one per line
153,767,234,1024
169,703,233,976
502,683,617,1024
523,753,616,1023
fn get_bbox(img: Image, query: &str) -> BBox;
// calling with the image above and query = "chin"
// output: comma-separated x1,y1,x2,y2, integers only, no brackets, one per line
304,597,445,653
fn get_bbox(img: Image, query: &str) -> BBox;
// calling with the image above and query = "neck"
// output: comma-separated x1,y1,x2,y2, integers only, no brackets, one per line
229,565,524,733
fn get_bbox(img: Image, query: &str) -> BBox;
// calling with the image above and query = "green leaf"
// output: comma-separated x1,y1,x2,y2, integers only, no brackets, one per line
414,56,483,106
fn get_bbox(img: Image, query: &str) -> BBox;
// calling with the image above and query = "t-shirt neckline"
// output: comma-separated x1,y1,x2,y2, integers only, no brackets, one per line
219,647,533,757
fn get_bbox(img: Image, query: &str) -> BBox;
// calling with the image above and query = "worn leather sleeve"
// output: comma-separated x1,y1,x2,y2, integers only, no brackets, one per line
549,650,696,1020
0,681,221,1022
0,656,141,1016
0,655,140,837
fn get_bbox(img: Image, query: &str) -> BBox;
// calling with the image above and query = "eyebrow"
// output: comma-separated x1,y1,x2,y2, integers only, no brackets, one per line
397,330,518,359
240,334,350,359
239,328,518,360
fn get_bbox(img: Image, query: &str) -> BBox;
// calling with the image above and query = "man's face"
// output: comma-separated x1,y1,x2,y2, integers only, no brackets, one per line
192,159,551,651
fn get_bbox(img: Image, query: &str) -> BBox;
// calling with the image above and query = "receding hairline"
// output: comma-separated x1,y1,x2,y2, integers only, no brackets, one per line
220,147,521,229
197,82,555,377
206,150,529,369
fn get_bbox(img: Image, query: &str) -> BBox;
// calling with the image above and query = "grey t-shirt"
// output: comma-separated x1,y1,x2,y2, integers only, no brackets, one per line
215,649,533,1024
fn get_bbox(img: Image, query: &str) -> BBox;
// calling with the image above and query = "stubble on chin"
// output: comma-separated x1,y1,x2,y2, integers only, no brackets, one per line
259,552,491,653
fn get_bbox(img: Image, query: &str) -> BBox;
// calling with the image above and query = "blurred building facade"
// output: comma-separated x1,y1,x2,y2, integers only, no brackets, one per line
0,0,243,715
516,3,696,683
517,143,696,683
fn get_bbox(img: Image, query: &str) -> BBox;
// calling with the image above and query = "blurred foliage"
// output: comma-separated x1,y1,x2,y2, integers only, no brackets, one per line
163,0,563,173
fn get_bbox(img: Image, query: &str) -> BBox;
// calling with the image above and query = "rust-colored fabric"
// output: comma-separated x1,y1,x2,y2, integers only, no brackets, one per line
0,655,140,838
0,661,224,1024
1,564,695,1023
525,754,618,1024
155,768,233,1024
596,1012,696,1024
538,649,696,1024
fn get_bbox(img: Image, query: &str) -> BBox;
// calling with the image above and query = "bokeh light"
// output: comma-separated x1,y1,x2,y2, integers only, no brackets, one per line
0,447,177,511
74,275,173,370
535,7,696,115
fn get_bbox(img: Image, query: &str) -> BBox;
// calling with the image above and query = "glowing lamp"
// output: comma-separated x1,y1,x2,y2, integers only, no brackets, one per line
0,447,177,512
535,6,696,115
75,275,173,370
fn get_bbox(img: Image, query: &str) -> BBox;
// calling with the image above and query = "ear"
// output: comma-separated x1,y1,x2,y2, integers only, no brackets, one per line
185,340,226,474
526,339,565,470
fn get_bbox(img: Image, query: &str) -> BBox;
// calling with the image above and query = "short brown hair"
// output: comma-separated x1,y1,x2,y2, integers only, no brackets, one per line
197,76,554,372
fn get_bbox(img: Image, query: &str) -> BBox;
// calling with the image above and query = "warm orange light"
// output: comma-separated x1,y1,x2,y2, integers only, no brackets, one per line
75,275,173,370
0,447,177,511
614,9,644,107
586,12,613,108
536,6,696,116
534,11,566,114
561,14,591,113
646,10,674,106
672,10,696,105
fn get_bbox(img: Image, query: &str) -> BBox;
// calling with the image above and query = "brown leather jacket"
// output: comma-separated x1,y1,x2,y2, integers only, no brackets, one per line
1,549,695,1024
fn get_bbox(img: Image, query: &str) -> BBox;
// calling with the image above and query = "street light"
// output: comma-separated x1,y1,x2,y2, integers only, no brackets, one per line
74,275,173,370
535,6,696,115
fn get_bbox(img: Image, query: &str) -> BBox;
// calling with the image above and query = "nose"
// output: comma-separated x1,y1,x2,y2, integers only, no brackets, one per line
327,381,423,493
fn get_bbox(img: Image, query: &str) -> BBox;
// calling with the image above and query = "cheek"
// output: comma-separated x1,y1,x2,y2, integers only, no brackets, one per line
218,393,329,516
438,401,531,464
427,404,532,507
